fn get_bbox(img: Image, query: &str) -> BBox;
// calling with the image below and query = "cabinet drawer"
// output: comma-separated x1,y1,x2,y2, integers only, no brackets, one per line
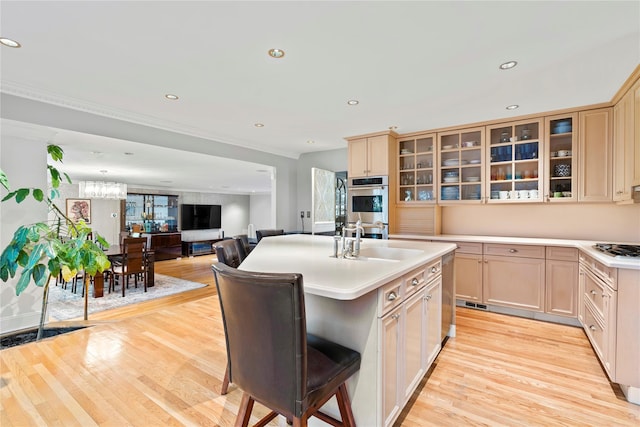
582,268,607,319
403,266,426,299
379,277,403,316
583,300,607,364
484,243,545,259
579,252,617,290
446,241,482,255
546,246,578,261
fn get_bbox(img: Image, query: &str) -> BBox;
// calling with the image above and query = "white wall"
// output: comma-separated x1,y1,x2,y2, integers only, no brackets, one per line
297,148,348,232
1,136,48,334
249,194,273,236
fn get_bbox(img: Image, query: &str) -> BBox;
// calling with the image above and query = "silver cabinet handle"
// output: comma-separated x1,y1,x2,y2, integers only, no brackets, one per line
411,278,419,287
589,325,596,331
509,249,518,253
431,266,438,273
391,313,400,320
590,290,597,295
387,291,398,301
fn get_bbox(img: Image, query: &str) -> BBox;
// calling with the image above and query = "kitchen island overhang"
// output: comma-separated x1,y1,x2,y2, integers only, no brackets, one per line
238,234,457,427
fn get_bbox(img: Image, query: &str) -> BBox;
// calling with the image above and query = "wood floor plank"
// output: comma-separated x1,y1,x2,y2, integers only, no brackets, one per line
2,255,639,426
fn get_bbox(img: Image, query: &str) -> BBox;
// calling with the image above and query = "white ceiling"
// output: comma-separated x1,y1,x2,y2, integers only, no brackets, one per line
1,1,639,194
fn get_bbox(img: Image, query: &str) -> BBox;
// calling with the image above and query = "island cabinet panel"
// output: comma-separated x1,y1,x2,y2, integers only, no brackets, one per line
403,290,425,402
423,277,442,368
381,305,402,426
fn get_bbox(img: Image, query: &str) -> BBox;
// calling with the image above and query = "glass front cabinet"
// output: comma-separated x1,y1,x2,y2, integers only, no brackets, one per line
485,119,544,203
544,113,577,202
398,134,436,203
438,127,484,203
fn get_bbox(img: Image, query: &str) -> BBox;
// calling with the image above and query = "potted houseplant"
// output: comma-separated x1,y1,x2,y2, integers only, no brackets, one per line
0,144,111,340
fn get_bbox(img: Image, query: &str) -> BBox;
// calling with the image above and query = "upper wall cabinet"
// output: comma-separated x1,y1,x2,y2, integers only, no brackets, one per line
613,78,640,202
578,108,613,202
545,113,577,202
397,134,436,203
437,127,485,203
348,133,395,178
485,119,543,203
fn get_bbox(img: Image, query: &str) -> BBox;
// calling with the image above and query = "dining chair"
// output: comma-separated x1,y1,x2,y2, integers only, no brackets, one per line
211,263,361,427
109,237,147,297
233,234,254,257
214,239,244,268
255,229,284,243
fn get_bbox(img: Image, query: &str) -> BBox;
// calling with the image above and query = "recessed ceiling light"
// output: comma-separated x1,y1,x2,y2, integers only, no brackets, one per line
307,140,315,144
268,48,285,59
165,94,179,100
506,104,519,110
499,60,518,70
0,37,21,48
388,126,398,130
91,151,103,155
347,100,359,106
99,169,108,174
124,152,134,156
254,123,264,127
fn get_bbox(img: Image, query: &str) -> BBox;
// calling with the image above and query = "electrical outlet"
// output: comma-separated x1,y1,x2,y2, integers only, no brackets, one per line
306,211,310,218
300,211,304,218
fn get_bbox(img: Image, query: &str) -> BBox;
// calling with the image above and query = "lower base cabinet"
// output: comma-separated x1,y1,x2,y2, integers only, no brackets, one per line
381,273,442,427
545,247,579,317
483,254,545,311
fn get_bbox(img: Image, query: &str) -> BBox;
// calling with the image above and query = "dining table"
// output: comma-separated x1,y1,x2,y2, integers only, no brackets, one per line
91,246,155,298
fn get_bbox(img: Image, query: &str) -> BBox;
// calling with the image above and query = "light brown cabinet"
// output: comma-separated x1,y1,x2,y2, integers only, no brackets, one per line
451,242,483,302
398,133,436,203
545,113,577,201
578,108,613,202
348,133,394,178
483,243,546,312
613,79,639,201
545,247,578,317
485,119,543,203
437,127,484,203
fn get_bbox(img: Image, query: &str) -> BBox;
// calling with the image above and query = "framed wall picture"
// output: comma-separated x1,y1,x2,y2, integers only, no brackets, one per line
66,198,91,224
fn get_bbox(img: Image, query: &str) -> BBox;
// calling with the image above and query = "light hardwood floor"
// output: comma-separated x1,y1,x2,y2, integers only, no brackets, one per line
1,255,639,426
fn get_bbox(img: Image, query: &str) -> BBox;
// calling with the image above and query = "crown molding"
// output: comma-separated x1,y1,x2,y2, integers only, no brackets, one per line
1,81,300,159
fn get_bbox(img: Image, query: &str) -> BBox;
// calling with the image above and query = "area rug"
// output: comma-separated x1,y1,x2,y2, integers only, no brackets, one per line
47,274,208,321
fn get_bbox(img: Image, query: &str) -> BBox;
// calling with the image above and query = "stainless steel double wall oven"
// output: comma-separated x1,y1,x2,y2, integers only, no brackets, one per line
347,176,389,239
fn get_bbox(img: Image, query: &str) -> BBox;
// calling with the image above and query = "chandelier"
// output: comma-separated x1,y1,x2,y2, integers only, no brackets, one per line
78,181,127,199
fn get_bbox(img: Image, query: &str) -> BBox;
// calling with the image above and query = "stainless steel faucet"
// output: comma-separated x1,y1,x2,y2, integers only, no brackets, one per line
340,219,365,258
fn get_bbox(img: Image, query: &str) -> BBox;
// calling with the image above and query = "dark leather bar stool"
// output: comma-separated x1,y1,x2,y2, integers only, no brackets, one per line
214,239,244,268
233,234,254,257
211,263,361,427
255,228,284,242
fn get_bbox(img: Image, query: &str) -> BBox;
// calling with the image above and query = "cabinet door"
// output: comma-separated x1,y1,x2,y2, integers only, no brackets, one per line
424,278,442,368
348,138,369,178
368,134,391,176
381,306,401,427
483,255,545,311
545,259,578,317
545,113,577,202
403,291,424,402
438,127,484,203
634,81,640,186
455,253,483,302
613,89,635,201
578,108,613,202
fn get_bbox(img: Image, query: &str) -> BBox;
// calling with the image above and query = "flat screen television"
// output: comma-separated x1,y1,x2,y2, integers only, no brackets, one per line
180,204,222,230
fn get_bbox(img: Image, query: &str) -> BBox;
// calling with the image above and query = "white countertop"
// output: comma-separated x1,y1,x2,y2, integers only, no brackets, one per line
390,234,640,270
239,234,457,300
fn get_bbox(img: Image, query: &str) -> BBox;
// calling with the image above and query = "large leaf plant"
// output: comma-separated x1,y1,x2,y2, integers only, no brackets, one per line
0,144,111,339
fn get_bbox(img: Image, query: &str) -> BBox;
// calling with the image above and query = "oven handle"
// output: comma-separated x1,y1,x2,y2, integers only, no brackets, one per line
350,185,388,191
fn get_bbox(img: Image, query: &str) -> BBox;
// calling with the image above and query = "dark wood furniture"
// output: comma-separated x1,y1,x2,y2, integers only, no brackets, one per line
182,238,224,256
148,232,182,261
92,245,155,298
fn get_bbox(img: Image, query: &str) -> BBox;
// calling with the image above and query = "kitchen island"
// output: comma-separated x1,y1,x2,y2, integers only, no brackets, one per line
239,234,457,426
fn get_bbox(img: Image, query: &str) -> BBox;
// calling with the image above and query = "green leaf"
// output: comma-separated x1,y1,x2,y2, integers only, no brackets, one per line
0,169,9,191
32,188,44,202
49,166,60,189
32,264,48,287
48,144,64,162
15,188,30,203
2,190,17,202
15,269,32,295
50,188,60,200
63,172,72,184
0,265,9,281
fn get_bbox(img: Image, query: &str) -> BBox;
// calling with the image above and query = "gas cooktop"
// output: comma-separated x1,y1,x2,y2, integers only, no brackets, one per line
593,243,640,258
